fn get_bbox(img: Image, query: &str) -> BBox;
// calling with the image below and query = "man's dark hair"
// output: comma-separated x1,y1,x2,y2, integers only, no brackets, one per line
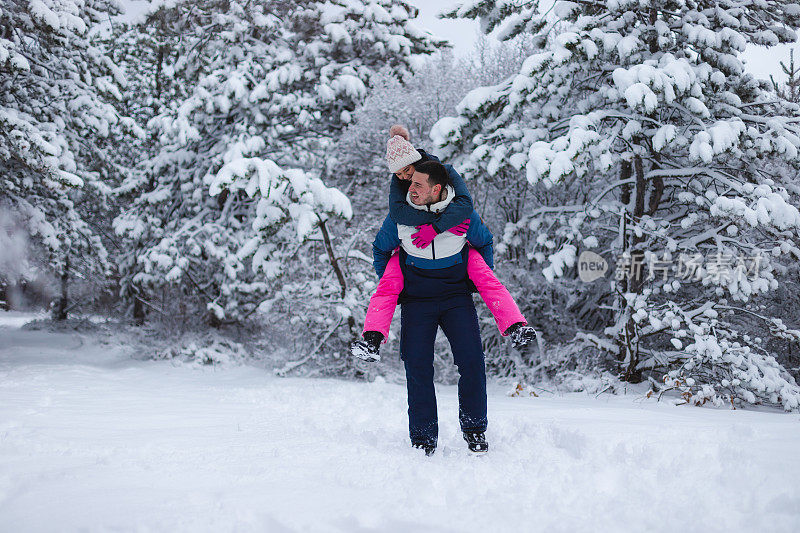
414,160,451,190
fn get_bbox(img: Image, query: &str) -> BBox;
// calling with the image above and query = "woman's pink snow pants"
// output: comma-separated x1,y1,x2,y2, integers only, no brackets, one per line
362,248,527,342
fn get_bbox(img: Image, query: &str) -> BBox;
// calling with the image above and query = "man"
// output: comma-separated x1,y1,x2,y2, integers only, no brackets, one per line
370,160,493,455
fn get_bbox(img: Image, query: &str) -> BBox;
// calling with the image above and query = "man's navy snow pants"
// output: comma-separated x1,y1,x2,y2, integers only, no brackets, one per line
400,294,487,446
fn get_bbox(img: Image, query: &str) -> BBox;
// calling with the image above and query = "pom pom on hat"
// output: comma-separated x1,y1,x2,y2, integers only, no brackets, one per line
386,134,421,173
389,124,410,141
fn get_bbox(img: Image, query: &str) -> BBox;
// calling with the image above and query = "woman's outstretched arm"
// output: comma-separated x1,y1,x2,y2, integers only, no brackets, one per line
388,165,474,232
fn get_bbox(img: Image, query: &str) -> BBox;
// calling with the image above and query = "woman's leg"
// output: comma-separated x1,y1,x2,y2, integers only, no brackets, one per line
362,254,403,343
467,248,527,335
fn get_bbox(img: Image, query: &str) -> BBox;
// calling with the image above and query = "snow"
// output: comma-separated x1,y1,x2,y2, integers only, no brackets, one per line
652,124,677,152
709,120,744,154
711,193,800,231
623,83,658,113
690,131,714,163
616,34,639,59
455,85,496,115
2,318,800,532
29,0,61,31
0,311,49,329
324,23,352,44
331,74,367,99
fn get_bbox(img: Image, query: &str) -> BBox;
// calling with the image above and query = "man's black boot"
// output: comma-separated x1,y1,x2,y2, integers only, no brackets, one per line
412,441,437,456
351,331,384,362
504,322,537,349
463,431,489,453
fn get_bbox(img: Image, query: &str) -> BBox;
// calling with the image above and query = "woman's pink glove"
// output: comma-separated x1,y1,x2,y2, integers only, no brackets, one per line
448,219,471,236
411,224,437,248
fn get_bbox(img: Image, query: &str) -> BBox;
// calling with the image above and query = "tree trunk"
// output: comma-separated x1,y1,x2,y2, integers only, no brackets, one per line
318,218,347,298
616,156,649,383
53,257,69,321
155,44,164,99
630,155,647,293
0,282,8,311
648,8,659,54
133,292,146,325
318,217,357,333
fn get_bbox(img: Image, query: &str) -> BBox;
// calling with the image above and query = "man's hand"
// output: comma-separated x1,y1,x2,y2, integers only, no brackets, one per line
411,224,437,249
448,219,470,236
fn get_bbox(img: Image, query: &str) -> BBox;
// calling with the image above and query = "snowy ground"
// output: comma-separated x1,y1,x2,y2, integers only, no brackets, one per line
1,312,799,532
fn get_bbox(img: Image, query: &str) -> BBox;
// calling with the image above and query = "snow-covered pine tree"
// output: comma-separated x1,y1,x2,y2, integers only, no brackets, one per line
1,0,141,318
97,8,198,135
113,0,444,347
95,5,213,322
434,0,800,409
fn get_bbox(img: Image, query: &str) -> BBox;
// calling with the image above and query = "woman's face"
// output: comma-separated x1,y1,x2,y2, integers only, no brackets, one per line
395,164,415,181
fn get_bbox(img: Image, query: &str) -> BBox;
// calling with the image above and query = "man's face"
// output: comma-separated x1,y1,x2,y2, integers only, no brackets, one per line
409,171,441,205
395,164,415,181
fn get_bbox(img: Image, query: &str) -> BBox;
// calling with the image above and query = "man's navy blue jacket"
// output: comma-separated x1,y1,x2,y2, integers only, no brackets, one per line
372,210,494,302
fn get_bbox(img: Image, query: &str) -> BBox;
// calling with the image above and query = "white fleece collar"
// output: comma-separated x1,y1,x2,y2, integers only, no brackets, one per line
405,185,455,213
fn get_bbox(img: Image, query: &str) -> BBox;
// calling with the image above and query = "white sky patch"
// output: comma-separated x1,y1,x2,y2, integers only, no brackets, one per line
741,42,800,84
406,0,483,57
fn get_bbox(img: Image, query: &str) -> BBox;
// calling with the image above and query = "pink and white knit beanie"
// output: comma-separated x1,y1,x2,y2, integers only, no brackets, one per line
386,126,421,173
